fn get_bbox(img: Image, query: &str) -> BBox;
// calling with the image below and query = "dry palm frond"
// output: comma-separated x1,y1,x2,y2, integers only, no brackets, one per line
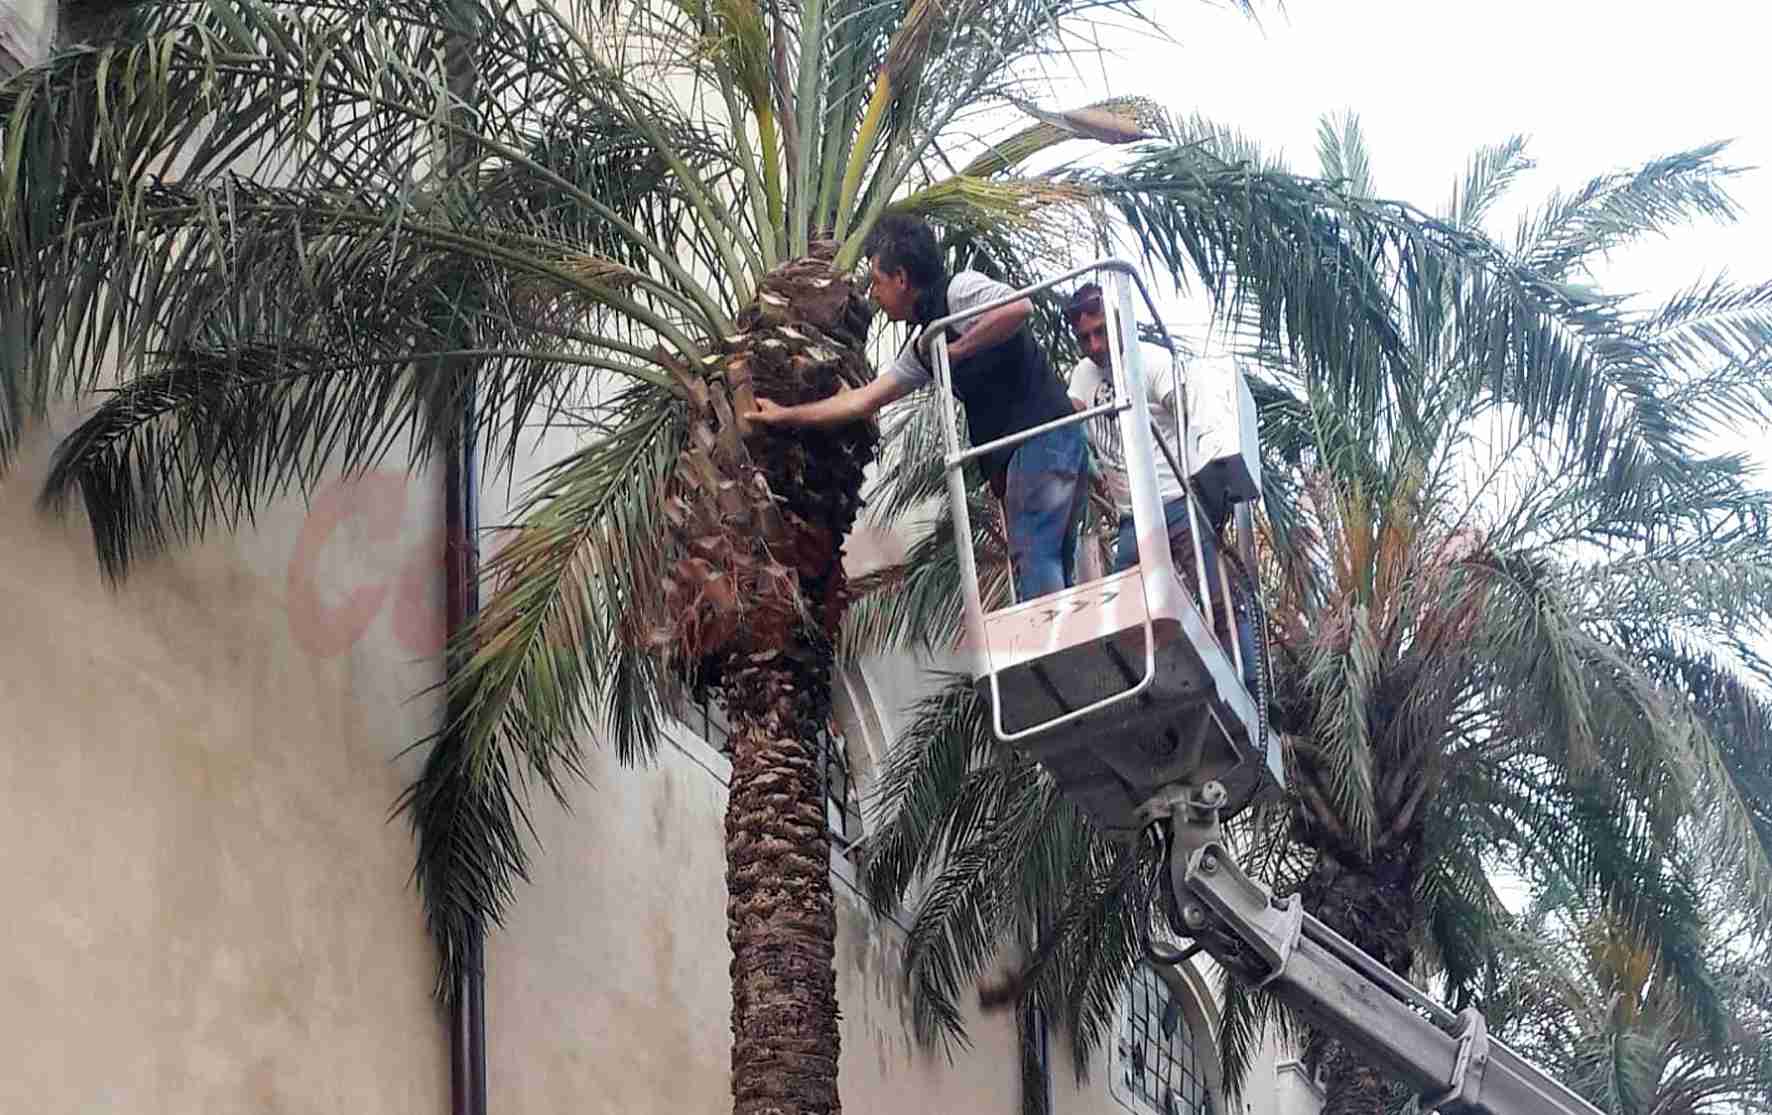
890,175,1091,237
962,95,1166,179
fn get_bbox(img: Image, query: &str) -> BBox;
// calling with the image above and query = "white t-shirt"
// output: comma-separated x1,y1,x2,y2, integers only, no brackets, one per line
1068,342,1240,517
881,271,1015,389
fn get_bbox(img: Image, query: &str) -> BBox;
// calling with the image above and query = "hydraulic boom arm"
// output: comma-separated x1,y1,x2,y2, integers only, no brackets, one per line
1151,783,1604,1115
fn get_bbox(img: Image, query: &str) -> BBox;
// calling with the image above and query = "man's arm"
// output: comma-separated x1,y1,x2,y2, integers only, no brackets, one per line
1067,355,1100,414
947,297,1032,363
745,372,917,430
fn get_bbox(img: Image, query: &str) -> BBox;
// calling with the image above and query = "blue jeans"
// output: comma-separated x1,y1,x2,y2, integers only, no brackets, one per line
1003,424,1089,603
1115,497,1257,685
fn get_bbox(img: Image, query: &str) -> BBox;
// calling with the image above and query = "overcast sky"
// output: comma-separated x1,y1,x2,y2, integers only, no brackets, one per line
1052,0,1770,334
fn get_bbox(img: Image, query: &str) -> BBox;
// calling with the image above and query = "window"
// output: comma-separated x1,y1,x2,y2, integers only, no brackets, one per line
686,696,733,755
1114,963,1212,1115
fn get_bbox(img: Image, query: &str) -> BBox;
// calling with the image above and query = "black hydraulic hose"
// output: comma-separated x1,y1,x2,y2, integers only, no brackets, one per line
1218,543,1270,758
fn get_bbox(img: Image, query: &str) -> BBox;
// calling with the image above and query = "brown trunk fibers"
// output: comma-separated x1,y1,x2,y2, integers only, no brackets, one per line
644,243,877,1115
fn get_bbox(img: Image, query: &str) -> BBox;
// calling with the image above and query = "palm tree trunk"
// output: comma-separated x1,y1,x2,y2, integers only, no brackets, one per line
1318,1042,1390,1115
1299,848,1421,1115
722,636,843,1115
651,243,876,1115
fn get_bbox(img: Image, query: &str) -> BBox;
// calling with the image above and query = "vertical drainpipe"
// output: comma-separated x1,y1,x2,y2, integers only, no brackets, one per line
441,1,485,1109
445,378,486,1114
1023,928,1053,1115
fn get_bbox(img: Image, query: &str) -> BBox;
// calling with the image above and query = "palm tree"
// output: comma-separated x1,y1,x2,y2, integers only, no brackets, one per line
9,3,1744,1108
1481,853,1772,1115
853,114,1772,1115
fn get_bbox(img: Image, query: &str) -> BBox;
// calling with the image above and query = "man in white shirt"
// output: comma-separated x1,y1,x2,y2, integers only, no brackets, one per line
748,215,1088,602
1064,283,1255,678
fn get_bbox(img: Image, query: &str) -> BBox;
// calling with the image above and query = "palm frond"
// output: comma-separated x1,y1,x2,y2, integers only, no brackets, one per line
959,95,1164,179
404,379,685,994
1299,603,1381,850
1516,144,1746,281
1315,110,1375,198
859,672,996,916
1482,854,1772,1115
1217,975,1296,1104
1447,135,1532,232
5,0,757,577
890,175,1091,239
1634,637,1772,925
829,0,1168,268
859,669,1150,1077
841,462,1010,660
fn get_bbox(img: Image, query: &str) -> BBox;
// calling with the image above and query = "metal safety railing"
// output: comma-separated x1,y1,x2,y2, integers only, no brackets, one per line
920,258,1220,742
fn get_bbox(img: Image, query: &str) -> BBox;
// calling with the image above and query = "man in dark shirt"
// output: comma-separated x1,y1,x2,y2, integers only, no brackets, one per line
747,215,1087,603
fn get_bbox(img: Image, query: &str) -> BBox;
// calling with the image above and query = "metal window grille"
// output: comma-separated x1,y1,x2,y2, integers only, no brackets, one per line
1117,965,1210,1115
823,729,857,855
692,698,733,755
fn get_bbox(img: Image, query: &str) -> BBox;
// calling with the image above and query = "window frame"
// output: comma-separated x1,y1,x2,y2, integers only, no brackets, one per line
1110,962,1215,1115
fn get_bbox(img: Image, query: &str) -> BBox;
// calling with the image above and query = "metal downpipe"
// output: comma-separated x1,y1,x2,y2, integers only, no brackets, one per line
445,373,487,1115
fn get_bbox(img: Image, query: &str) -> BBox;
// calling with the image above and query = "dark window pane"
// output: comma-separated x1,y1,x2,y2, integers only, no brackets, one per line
1117,966,1208,1115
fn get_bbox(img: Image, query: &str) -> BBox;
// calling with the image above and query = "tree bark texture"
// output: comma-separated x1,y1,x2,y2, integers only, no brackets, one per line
721,643,843,1115
1298,846,1423,1115
647,242,876,1115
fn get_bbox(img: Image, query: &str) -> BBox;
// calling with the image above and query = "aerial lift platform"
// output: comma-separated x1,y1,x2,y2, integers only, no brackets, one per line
926,259,1275,839
923,260,1604,1115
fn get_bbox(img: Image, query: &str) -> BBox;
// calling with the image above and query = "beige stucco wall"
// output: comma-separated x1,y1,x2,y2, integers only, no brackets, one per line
482,724,1025,1115
1,411,1249,1115
1269,1059,1327,1115
0,400,1055,1115
1,358,1271,1115
1,392,1287,1115
1,416,451,1113
0,0,52,72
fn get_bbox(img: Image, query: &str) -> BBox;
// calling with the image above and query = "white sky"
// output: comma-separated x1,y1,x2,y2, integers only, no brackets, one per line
1053,0,1770,334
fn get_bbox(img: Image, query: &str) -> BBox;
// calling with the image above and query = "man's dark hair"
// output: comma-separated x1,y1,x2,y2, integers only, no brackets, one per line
1064,282,1104,327
864,214,947,293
